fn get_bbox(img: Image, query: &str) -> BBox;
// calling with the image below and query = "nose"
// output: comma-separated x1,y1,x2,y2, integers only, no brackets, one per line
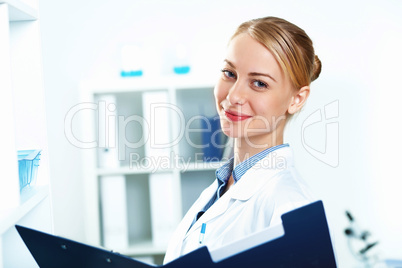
226,80,247,106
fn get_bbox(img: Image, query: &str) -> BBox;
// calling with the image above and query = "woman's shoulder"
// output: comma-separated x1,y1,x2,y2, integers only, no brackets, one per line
271,168,313,197
257,168,316,225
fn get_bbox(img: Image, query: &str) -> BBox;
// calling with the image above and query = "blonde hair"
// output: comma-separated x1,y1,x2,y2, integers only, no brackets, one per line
232,16,321,89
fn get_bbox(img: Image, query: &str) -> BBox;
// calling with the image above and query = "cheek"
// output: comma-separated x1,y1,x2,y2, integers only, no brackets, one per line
252,97,272,117
254,94,289,117
214,82,227,109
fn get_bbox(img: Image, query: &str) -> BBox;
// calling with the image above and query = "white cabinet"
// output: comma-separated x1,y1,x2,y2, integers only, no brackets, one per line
0,0,52,267
80,76,227,264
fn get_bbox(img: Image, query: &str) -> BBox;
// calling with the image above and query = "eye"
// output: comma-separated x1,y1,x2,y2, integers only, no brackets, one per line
252,80,268,89
221,69,236,79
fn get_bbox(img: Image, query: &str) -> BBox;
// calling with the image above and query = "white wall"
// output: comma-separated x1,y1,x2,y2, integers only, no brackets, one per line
39,0,402,267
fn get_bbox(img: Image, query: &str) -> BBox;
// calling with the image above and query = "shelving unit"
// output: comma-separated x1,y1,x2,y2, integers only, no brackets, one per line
0,186,49,235
0,1,52,267
80,76,227,264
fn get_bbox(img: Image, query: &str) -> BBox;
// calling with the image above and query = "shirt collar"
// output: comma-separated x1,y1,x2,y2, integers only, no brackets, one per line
215,143,290,186
215,157,234,186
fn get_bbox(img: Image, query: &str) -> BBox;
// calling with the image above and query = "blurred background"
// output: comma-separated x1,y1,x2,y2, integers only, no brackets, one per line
38,0,402,267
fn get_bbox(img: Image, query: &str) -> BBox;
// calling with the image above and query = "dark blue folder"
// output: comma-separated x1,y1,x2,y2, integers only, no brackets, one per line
16,200,337,267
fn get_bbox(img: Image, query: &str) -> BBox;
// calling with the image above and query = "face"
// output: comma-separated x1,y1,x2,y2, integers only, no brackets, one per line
214,33,297,148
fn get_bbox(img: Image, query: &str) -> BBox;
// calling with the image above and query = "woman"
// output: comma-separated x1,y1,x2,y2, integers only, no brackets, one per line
164,16,322,264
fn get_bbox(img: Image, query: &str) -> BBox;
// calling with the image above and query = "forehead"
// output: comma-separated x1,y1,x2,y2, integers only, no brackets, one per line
225,33,284,80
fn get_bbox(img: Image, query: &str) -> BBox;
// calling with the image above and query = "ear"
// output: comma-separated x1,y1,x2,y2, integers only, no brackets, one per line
288,86,310,115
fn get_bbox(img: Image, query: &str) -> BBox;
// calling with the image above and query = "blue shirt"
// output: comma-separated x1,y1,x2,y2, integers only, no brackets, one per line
190,143,290,228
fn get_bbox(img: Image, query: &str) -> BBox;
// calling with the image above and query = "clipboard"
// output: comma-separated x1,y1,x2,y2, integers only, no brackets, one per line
16,200,337,267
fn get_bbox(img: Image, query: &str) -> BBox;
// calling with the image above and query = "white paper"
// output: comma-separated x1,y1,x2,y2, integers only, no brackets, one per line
149,173,178,247
209,222,285,262
142,91,171,164
100,175,128,249
98,95,119,168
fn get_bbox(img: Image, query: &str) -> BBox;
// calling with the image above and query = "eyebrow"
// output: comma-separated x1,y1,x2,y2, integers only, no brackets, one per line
224,59,277,83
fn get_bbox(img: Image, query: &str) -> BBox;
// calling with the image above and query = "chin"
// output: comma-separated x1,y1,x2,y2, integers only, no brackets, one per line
219,118,242,138
220,124,243,139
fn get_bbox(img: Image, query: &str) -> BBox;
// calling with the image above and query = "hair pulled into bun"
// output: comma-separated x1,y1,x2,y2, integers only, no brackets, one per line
232,17,321,89
311,55,322,82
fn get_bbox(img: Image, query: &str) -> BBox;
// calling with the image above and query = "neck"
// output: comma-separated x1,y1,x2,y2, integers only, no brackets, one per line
233,132,284,167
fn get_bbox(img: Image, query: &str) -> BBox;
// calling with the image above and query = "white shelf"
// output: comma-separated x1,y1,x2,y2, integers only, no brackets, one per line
0,1,52,266
96,161,225,176
97,166,167,176
181,161,225,172
81,75,217,94
0,185,49,235
0,0,38,21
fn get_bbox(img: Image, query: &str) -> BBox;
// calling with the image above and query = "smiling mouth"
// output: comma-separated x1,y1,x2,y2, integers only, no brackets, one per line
224,109,252,122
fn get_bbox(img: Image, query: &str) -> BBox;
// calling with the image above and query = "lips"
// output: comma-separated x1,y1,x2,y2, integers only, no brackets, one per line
224,109,252,122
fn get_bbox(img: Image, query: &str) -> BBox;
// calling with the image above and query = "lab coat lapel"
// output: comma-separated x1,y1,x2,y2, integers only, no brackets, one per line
167,180,218,258
186,166,270,238
184,186,233,239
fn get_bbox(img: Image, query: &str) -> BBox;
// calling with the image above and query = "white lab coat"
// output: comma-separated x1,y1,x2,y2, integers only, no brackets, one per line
163,146,315,264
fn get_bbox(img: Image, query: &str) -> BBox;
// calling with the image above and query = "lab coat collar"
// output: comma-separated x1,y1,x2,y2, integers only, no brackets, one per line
231,146,294,201
185,146,294,238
